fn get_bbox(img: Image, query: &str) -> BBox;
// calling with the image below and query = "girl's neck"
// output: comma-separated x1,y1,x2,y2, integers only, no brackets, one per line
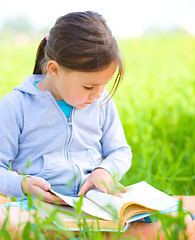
36,75,63,101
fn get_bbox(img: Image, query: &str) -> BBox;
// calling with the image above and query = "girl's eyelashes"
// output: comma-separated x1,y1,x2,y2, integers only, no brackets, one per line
84,86,93,90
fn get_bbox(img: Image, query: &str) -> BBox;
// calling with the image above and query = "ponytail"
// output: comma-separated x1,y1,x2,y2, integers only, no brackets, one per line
33,37,47,74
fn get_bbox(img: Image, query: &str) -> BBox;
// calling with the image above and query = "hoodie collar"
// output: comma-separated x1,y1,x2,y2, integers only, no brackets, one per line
14,74,45,95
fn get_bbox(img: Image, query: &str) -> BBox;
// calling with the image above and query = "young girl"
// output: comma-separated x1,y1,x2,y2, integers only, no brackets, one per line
0,12,194,239
0,11,132,206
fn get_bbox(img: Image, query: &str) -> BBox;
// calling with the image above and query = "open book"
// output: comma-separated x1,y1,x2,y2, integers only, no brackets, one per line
33,181,181,232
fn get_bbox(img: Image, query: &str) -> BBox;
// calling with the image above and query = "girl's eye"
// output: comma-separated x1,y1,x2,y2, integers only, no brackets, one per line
84,86,93,90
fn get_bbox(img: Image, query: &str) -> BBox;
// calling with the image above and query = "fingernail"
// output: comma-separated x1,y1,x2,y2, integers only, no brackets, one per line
78,191,82,196
45,184,49,190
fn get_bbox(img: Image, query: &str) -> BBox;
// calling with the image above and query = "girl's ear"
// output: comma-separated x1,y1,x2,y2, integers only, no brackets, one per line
46,60,60,78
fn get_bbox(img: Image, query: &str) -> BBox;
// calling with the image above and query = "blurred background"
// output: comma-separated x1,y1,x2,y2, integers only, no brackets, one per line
0,0,194,195
0,0,195,41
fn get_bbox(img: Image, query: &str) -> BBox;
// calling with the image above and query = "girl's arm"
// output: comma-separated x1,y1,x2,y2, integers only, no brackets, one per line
0,96,66,203
0,96,26,197
98,96,132,180
79,96,132,195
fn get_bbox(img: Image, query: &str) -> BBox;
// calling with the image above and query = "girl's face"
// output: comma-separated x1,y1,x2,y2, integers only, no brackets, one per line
54,61,117,108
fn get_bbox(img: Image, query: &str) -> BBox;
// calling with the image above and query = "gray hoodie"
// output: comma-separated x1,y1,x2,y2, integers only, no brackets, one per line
0,74,132,197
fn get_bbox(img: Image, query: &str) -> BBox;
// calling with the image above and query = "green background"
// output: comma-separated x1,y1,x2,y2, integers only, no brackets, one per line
0,33,194,195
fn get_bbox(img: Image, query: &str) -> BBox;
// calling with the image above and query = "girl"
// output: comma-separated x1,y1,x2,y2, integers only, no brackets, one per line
0,11,131,206
1,12,194,240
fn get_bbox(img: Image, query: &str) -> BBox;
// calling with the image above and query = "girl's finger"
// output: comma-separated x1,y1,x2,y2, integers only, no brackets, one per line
78,180,94,196
29,185,65,204
28,184,47,199
31,177,51,191
117,182,127,193
94,183,107,194
46,193,68,205
106,182,126,197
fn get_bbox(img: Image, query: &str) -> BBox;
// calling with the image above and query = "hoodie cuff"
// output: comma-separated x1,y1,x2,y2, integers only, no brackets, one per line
10,175,28,198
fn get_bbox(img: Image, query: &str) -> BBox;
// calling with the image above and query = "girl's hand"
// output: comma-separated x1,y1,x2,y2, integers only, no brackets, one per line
78,168,127,196
21,176,67,205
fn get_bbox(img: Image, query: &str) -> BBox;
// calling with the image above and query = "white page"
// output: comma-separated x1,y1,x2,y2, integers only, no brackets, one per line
121,181,178,211
86,181,178,219
50,190,114,220
86,190,123,219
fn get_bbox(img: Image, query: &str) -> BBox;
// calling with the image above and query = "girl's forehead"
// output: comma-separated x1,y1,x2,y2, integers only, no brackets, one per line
76,62,117,85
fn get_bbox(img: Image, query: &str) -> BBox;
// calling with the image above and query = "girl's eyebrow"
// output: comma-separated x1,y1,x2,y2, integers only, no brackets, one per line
84,74,115,86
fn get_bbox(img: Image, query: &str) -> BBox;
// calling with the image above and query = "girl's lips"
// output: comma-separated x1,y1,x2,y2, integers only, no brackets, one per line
85,99,96,104
85,102,93,104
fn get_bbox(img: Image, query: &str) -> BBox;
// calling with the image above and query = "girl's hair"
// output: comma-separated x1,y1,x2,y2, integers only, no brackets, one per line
33,11,124,98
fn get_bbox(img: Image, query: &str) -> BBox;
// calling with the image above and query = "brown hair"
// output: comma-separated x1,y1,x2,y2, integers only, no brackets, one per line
33,11,124,98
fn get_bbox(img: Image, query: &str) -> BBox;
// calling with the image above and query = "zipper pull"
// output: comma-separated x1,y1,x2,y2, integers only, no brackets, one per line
67,117,72,126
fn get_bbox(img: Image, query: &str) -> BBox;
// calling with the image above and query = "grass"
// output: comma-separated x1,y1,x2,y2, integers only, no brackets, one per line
0,33,195,239
115,34,195,195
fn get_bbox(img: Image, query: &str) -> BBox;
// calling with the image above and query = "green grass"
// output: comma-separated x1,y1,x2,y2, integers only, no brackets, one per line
0,34,194,195
0,33,195,239
114,34,195,195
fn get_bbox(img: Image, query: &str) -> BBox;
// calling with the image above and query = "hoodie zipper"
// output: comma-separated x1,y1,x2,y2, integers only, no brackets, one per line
66,108,81,195
47,93,82,195
66,108,74,161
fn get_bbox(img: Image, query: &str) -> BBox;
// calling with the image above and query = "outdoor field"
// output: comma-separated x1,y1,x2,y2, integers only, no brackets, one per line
0,33,194,239
0,33,194,195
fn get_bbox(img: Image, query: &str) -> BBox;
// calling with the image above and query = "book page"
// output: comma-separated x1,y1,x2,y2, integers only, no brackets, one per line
127,212,150,223
50,189,114,220
86,181,178,222
121,204,152,222
121,181,178,211
86,190,123,219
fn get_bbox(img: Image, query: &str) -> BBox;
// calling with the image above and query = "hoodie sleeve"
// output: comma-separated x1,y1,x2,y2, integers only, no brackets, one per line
98,97,132,180
0,96,26,197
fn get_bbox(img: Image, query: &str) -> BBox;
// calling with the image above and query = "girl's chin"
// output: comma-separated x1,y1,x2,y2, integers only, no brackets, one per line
75,104,88,109
74,103,91,109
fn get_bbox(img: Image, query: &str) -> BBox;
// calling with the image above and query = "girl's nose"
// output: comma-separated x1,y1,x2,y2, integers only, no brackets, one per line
90,86,104,99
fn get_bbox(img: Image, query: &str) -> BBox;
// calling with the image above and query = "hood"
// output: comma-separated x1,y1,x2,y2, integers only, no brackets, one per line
13,74,110,104
14,74,45,95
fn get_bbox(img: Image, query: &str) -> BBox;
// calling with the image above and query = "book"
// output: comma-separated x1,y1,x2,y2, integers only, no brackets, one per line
33,181,183,232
